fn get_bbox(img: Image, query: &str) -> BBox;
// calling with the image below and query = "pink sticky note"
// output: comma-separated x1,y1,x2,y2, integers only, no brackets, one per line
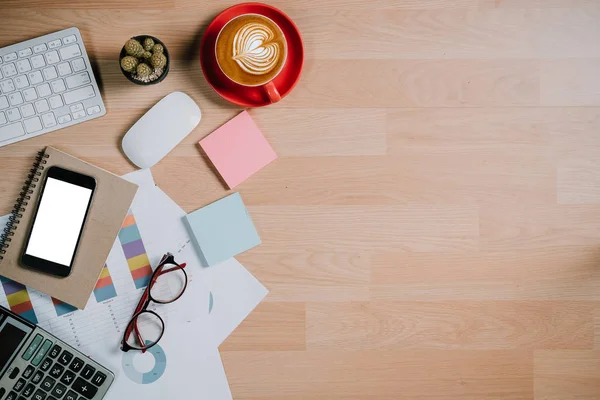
200,111,277,188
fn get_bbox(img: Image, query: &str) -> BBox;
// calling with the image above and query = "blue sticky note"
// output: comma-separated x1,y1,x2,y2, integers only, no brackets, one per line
185,193,261,266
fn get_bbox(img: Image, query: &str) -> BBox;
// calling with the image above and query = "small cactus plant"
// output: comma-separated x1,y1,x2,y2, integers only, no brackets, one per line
120,56,138,72
120,36,168,84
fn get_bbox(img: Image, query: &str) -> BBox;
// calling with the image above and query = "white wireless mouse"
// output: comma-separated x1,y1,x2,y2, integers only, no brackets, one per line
122,92,201,169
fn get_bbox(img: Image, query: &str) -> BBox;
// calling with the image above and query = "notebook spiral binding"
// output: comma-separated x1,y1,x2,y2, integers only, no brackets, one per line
0,150,49,261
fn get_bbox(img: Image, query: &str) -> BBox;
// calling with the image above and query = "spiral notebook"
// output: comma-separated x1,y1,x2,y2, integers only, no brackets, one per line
0,147,138,309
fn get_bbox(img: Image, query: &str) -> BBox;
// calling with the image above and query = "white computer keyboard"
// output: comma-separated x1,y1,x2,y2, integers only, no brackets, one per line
0,27,106,147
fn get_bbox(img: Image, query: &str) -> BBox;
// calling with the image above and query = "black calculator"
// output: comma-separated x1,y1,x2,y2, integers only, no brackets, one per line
0,305,114,400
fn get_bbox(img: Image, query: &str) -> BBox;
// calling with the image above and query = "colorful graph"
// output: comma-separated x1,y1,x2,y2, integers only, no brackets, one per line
94,265,118,302
119,212,153,289
52,297,77,316
0,276,38,323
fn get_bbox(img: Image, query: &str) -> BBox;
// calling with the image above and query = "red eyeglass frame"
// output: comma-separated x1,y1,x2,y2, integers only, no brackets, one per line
121,252,187,353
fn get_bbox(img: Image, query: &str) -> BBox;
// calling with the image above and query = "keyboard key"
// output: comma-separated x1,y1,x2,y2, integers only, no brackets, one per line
16,59,31,73
70,58,85,72
35,99,49,113
28,71,43,85
0,56,2,64
13,378,26,392
90,372,106,387
68,358,84,373
1,79,15,92
63,86,94,104
57,63,72,77
22,366,35,379
45,51,60,64
72,110,86,120
69,103,83,113
41,112,56,128
60,370,75,386
51,79,66,93
65,72,90,89
22,384,35,398
24,117,42,133
48,40,62,49
49,95,63,109
21,104,35,118
4,53,17,62
7,108,21,121
37,83,51,97
58,351,73,366
0,122,24,142
87,105,101,115
8,92,23,106
49,345,61,359
62,35,77,45
0,96,8,109
5,391,17,400
59,45,81,61
32,390,46,400
2,63,17,77
50,384,66,399
49,363,64,378
31,55,45,69
40,358,53,372
23,88,37,102
43,66,57,80
32,371,44,385
64,391,77,400
18,48,33,58
79,365,95,380
41,377,56,392
14,75,29,89
34,44,47,53
71,378,96,399
58,114,71,124
0,112,6,125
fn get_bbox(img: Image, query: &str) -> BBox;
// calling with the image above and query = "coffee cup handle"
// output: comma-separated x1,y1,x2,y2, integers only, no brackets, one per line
264,81,281,103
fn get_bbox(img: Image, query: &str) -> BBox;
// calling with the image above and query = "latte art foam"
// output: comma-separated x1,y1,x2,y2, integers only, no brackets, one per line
216,14,287,86
232,22,281,75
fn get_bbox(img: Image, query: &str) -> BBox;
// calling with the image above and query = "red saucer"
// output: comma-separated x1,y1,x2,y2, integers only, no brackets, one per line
200,3,304,107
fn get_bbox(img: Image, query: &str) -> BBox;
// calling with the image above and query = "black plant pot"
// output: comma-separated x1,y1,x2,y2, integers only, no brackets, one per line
119,35,170,85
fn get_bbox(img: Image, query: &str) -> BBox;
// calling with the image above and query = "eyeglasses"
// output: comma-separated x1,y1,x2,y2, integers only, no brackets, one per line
121,252,188,353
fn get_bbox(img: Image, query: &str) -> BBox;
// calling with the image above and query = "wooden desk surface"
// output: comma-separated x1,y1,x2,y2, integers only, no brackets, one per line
2,1,600,398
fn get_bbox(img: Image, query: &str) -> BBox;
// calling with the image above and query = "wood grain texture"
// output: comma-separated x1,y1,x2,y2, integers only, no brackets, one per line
1,0,600,398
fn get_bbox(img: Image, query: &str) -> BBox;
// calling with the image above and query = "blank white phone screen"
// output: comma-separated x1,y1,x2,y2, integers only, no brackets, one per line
25,177,93,266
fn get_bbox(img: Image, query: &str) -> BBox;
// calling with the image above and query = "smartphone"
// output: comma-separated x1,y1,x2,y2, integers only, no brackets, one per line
21,166,96,277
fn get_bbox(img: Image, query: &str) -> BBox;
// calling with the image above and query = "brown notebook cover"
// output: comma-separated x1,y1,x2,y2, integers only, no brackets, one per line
0,147,138,309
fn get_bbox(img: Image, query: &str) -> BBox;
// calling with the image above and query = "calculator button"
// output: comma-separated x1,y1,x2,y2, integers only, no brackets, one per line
49,345,61,359
9,367,20,379
49,364,64,379
71,378,96,400
79,365,94,380
90,372,105,387
60,370,75,386
64,391,77,400
22,384,35,397
13,379,26,392
47,398,57,400
23,334,43,360
5,392,17,400
31,371,44,385
32,390,46,400
0,388,5,399
32,340,53,366
41,377,55,392
68,358,83,373
22,366,35,379
40,359,52,372
58,351,72,366
50,384,66,399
